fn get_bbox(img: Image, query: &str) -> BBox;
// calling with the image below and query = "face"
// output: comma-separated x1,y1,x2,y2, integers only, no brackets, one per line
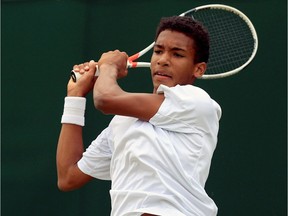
150,30,205,93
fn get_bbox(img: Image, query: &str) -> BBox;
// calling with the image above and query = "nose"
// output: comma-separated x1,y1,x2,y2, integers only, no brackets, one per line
157,53,170,66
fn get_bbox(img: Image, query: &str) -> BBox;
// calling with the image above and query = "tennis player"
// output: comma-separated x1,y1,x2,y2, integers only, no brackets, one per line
57,16,222,216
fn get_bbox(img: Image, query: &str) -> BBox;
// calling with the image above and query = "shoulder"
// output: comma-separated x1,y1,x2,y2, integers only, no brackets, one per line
156,84,212,106
157,84,210,98
150,85,221,133
155,84,221,120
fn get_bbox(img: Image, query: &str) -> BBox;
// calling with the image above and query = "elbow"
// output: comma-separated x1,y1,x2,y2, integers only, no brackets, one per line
58,182,69,192
93,94,104,111
57,172,81,192
57,169,92,192
93,94,112,114
57,178,75,192
93,85,125,114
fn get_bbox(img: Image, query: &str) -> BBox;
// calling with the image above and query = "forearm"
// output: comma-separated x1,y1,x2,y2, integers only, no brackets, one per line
93,50,128,111
93,64,125,112
57,124,84,180
93,65,164,120
56,97,91,191
56,61,97,191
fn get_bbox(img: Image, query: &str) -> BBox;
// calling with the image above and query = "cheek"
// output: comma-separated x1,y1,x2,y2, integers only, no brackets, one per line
150,54,157,65
150,55,158,72
177,65,195,83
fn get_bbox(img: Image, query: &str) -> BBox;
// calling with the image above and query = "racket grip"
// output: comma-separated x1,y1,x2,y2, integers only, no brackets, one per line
71,65,100,82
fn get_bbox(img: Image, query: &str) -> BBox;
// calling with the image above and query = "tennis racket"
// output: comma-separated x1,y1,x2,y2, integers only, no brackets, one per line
71,4,258,82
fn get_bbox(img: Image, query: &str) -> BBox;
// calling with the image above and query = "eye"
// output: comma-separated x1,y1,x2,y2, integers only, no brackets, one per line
154,49,162,55
174,53,184,58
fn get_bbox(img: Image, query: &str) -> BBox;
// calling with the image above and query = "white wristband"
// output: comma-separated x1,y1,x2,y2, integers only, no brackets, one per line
61,97,86,126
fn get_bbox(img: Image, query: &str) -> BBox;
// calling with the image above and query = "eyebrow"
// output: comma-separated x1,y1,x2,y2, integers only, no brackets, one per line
154,44,187,52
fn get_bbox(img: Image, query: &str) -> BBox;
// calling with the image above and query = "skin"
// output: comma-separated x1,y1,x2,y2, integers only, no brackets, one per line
56,30,206,192
150,30,206,93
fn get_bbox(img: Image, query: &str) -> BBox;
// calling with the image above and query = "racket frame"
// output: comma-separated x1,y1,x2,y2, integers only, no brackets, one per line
71,4,258,81
180,4,258,79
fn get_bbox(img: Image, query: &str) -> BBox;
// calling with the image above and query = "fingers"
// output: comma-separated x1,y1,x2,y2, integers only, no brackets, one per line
98,50,128,71
71,60,97,85
73,61,96,74
73,50,127,74
72,50,127,82
68,60,98,97
99,50,128,63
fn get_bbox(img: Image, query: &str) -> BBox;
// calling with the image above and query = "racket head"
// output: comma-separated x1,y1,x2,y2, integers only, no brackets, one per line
71,4,258,82
180,4,258,79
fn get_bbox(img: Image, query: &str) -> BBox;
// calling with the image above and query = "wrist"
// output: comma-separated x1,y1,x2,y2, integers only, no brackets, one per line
61,97,86,126
67,91,85,97
98,64,118,77
67,81,86,97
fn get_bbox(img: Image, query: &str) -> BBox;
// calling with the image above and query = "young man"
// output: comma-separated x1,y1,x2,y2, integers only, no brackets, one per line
57,16,221,216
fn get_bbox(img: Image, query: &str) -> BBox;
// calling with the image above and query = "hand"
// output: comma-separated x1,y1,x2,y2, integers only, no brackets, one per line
98,50,128,79
67,60,97,97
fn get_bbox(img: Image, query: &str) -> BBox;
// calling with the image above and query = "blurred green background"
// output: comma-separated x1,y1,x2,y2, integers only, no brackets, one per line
2,0,287,215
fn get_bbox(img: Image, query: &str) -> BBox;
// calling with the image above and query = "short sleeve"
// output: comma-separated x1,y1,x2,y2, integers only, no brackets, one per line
149,84,221,134
77,127,112,180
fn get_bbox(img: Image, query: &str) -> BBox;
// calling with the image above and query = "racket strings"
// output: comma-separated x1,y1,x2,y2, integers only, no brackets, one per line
187,9,255,75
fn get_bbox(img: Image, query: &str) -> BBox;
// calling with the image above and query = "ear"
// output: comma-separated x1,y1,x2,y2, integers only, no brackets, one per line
193,62,207,78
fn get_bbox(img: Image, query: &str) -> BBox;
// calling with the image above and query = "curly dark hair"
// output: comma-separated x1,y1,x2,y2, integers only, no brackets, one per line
155,16,209,63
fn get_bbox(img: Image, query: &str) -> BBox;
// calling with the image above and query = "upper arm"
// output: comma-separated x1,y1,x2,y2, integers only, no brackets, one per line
94,92,164,121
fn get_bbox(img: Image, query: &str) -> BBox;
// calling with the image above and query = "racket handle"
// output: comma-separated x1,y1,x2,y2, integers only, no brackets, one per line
70,61,150,82
71,65,100,82
71,62,129,82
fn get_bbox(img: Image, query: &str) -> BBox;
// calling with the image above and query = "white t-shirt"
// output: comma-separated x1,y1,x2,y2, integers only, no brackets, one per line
78,84,222,216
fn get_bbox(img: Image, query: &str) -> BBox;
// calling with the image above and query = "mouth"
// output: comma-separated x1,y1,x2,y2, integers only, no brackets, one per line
154,71,172,78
